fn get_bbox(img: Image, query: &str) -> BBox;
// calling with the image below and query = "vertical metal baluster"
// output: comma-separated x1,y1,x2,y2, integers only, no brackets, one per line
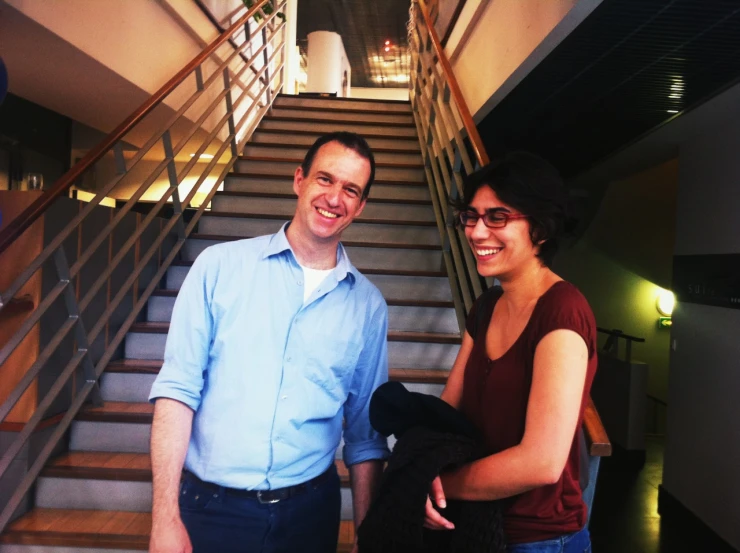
53,248,103,406
223,69,239,158
262,26,272,109
162,131,187,240
195,66,205,92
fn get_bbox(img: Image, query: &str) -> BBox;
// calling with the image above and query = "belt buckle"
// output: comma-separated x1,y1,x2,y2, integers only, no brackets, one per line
256,490,280,504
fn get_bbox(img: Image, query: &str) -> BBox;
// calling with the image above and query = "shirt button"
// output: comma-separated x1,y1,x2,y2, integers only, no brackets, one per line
286,356,292,362
281,395,287,400
297,280,303,285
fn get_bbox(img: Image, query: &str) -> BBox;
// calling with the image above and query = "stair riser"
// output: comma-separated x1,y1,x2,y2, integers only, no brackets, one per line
70,422,151,453
270,107,413,126
225,176,431,202
251,131,418,151
167,266,452,301
209,195,435,223
182,240,443,271
34,477,355,521
274,96,411,113
101,373,158,403
234,160,424,183
259,118,417,138
36,478,151,512
126,332,459,367
198,217,441,246
147,295,456,332
243,144,421,165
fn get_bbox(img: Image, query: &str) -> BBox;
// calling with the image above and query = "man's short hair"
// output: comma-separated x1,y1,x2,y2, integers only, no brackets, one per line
301,132,376,199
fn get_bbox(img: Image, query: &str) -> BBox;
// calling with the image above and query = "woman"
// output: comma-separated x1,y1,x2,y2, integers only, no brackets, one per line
424,152,598,552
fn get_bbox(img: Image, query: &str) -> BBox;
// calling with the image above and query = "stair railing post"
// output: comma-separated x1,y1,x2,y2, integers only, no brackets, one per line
52,247,103,406
223,68,240,159
162,130,187,240
261,26,273,109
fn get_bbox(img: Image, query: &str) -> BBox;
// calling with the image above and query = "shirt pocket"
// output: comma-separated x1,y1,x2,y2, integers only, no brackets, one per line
304,337,362,403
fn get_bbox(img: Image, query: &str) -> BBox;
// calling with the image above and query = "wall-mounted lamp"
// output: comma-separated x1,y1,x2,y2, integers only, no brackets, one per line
656,289,675,328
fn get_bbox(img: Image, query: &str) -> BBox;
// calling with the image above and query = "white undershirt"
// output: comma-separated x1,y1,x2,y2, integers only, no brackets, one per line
300,264,333,303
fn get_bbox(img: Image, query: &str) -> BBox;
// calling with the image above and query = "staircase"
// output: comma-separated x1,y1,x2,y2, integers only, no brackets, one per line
0,95,461,552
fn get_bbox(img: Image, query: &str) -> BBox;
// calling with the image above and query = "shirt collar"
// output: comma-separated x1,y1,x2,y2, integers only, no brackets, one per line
263,223,358,286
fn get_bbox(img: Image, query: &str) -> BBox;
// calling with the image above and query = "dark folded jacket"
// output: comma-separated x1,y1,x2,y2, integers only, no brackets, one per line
357,381,505,553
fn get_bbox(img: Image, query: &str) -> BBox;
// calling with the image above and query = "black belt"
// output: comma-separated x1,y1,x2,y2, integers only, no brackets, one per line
182,466,334,504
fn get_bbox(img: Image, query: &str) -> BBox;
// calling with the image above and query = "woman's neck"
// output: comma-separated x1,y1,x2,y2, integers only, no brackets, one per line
497,261,560,312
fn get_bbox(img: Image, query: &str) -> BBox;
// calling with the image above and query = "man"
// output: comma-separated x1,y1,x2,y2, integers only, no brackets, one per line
148,132,389,553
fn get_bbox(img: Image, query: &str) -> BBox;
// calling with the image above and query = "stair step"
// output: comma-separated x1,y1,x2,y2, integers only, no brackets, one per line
166,264,452,302
129,322,459,344
214,190,432,206
227,171,427,189
262,113,414,128
251,128,418,150
150,289,452,308
41,452,350,487
275,93,411,112
234,158,425,183
197,214,440,246
0,508,355,551
107,359,450,384
275,93,412,113
269,107,414,126
258,117,418,138
207,195,436,223
181,235,444,272
76,402,154,424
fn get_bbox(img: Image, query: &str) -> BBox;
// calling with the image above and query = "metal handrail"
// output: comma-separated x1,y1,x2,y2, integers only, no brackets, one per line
0,0,286,532
409,0,491,330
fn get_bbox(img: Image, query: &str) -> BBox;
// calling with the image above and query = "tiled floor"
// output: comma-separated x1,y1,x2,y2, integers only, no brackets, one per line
589,436,731,553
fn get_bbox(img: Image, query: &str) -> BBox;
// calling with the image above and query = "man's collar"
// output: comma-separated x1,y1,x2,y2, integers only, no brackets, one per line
263,223,358,285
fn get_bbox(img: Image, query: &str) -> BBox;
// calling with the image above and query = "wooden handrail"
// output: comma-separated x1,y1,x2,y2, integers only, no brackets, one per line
0,0,270,258
584,398,612,456
415,0,489,166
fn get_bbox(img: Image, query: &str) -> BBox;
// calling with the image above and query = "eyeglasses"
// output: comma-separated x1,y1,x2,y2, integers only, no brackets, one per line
458,209,528,229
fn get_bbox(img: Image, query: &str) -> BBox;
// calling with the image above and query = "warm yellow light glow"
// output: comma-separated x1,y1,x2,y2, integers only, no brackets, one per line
190,153,215,160
656,289,675,316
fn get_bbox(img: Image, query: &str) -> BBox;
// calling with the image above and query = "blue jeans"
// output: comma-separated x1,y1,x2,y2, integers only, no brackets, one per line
179,467,341,553
506,527,591,553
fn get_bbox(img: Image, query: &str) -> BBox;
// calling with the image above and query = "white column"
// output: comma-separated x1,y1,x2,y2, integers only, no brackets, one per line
306,31,348,96
283,0,298,94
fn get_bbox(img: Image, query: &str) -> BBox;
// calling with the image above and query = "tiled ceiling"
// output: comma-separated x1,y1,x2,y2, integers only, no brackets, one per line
296,0,411,88
477,0,740,177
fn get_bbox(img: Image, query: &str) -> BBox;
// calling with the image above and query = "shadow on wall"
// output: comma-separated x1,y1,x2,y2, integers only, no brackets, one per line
554,159,678,404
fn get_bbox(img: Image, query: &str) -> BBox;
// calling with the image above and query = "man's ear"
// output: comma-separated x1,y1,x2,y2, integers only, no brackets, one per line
293,166,304,196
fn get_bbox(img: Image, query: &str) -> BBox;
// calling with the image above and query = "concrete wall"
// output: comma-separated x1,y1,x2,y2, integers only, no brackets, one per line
443,0,603,120
661,114,740,550
555,160,677,403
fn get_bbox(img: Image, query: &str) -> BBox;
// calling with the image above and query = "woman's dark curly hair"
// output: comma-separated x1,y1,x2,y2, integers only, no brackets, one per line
452,151,575,267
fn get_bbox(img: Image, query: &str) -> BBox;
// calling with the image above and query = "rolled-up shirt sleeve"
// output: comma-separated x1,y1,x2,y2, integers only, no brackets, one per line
148,248,215,411
342,299,390,466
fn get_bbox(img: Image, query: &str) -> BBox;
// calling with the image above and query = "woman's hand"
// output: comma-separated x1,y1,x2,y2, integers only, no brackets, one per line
423,476,455,530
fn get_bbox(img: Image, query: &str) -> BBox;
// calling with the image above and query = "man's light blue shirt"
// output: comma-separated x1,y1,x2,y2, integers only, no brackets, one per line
149,224,390,490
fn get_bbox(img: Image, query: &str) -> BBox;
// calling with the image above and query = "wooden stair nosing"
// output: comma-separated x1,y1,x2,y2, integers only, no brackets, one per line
1,508,354,550
213,190,432,206
171,260,447,278
106,359,451,385
202,210,437,228
150,289,453,308
270,103,412,117
226,171,427,187
238,155,423,170
188,233,442,250
41,453,351,487
254,127,419,142
277,92,410,106
263,113,415,128
246,142,421,156
129,322,461,344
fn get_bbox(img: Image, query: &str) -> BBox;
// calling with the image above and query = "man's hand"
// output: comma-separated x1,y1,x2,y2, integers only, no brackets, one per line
423,476,454,530
149,516,192,553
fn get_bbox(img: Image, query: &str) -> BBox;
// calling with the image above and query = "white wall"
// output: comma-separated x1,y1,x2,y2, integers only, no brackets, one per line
350,88,409,101
443,0,603,120
306,31,350,96
661,114,740,550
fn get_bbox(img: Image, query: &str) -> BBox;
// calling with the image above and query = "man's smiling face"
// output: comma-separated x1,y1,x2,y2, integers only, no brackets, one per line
291,140,371,245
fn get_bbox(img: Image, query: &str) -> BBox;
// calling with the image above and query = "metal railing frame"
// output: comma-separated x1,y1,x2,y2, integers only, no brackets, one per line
0,0,286,532
409,0,490,332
